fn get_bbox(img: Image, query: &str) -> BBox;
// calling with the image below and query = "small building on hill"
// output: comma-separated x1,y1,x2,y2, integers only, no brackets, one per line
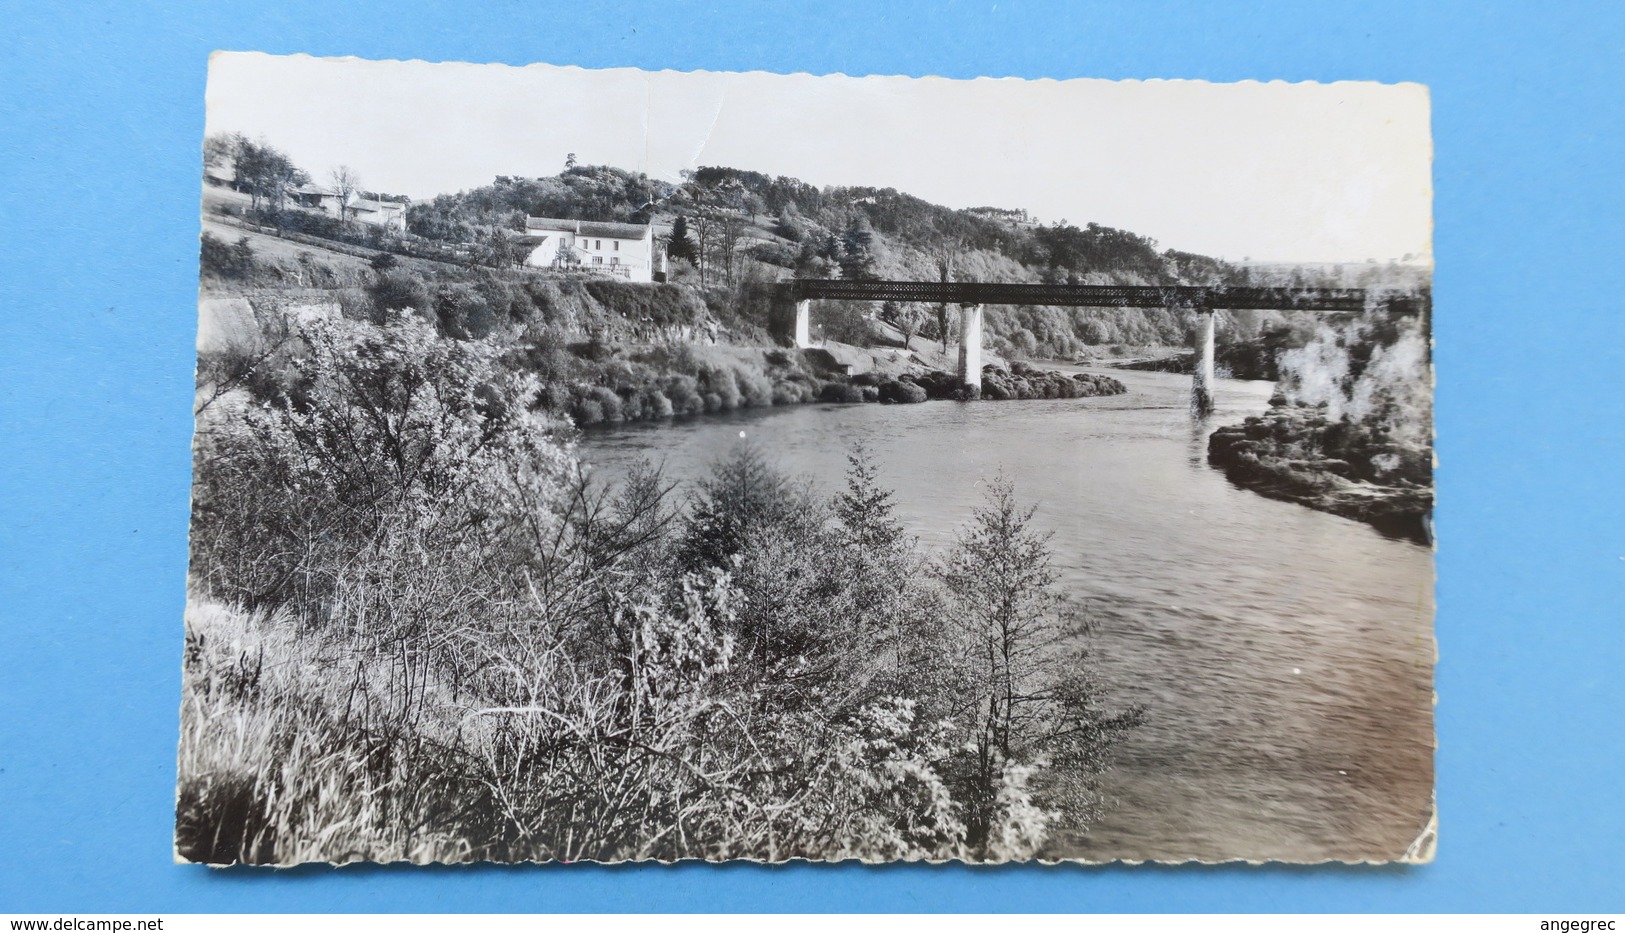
522,217,656,282
965,206,1039,229
290,184,409,232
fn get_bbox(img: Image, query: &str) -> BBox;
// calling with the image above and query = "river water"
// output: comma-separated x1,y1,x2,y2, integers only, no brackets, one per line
575,367,1435,863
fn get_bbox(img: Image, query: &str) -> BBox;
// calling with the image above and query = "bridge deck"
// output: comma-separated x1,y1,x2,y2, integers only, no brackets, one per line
785,279,1429,314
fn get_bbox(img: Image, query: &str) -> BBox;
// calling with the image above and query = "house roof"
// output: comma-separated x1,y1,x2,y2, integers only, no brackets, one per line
349,199,404,214
525,217,648,239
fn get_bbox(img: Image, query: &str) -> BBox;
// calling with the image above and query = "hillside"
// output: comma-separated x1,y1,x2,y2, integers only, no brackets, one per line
404,164,1305,358
205,129,1428,362
197,139,1429,536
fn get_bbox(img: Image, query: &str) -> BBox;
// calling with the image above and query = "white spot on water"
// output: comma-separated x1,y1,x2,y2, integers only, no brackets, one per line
1293,668,1302,675
738,431,746,438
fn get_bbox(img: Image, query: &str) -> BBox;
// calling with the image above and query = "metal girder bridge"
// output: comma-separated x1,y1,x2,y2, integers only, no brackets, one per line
773,278,1429,415
782,279,1430,315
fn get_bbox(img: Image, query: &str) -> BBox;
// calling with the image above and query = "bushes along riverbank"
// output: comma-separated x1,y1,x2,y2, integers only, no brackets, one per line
181,313,1143,864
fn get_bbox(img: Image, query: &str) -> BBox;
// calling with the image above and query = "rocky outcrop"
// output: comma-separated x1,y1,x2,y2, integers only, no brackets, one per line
1113,347,1277,381
1207,405,1433,545
878,379,929,404
885,362,1127,403
980,361,1127,401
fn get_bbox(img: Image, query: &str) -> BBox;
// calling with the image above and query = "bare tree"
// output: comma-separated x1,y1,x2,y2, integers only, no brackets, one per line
936,247,958,351
202,132,242,185
675,171,748,290
330,165,362,224
882,300,928,350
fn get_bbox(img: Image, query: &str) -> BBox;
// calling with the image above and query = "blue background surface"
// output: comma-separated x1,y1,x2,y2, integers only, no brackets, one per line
1,0,1620,913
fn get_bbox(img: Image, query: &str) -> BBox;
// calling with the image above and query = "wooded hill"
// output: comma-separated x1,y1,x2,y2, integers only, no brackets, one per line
406,163,1426,359
204,130,1428,362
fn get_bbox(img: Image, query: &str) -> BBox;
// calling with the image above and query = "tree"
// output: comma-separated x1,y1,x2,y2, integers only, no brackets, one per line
202,133,241,184
667,215,698,263
198,232,254,281
710,211,748,288
935,249,957,351
937,477,1143,856
840,214,879,280
677,446,794,574
833,441,905,554
190,313,576,622
881,300,927,350
774,201,809,242
232,138,308,214
480,228,523,270
330,165,362,223
674,169,748,289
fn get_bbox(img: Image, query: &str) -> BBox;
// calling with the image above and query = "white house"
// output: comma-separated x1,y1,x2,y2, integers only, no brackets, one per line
522,217,656,282
290,183,409,232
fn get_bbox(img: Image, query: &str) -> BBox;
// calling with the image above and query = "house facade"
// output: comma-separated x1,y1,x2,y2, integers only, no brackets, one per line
522,217,655,282
290,184,409,232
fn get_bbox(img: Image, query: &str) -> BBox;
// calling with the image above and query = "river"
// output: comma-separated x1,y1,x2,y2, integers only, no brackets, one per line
575,367,1435,863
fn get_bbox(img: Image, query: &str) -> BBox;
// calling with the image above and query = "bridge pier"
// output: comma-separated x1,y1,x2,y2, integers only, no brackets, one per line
1192,308,1216,415
957,304,984,391
794,299,812,349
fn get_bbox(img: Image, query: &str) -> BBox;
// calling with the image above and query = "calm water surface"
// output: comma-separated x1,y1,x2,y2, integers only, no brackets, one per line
576,367,1435,862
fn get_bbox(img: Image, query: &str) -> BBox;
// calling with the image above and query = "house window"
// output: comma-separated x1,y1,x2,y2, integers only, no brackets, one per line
613,241,620,251
610,257,618,265
595,240,602,249
592,257,602,265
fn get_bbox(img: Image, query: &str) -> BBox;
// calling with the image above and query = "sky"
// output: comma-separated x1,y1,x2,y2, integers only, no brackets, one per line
205,52,1433,264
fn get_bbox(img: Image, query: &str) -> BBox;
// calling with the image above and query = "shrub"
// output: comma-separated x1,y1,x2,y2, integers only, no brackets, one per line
190,313,574,626
200,233,254,281
366,269,431,320
878,380,928,404
434,282,498,339
733,366,774,407
818,381,865,403
184,316,1141,864
638,386,674,419
663,373,704,415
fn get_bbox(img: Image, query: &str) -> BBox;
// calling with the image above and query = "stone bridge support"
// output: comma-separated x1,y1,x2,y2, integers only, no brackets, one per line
794,299,812,349
769,289,816,349
957,304,984,390
1192,308,1216,415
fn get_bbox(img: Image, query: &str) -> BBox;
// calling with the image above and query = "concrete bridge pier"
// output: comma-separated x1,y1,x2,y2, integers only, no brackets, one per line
957,304,984,391
794,299,812,349
1192,308,1216,415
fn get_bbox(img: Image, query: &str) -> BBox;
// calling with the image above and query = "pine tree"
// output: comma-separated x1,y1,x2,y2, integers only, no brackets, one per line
834,441,903,552
937,476,1144,854
667,215,698,263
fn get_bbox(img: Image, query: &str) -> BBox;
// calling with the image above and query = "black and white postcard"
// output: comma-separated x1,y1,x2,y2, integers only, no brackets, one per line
179,54,1434,865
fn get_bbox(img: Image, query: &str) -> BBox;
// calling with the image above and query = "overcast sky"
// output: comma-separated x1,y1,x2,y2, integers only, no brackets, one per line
205,52,1432,264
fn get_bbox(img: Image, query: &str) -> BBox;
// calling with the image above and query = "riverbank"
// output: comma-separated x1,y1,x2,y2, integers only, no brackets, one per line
1207,403,1433,545
547,339,1127,426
